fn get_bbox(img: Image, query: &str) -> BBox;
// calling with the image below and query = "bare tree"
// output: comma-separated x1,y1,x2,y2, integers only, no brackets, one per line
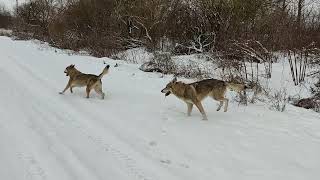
16,0,19,14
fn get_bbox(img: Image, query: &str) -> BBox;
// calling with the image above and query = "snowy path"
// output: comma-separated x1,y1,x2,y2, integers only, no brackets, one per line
0,36,319,180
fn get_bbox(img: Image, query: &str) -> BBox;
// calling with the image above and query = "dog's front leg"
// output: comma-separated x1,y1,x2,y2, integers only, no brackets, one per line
186,103,193,116
59,80,71,94
194,102,208,120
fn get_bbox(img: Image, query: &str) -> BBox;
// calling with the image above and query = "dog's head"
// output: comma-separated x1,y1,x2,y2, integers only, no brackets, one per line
64,64,75,76
161,77,177,96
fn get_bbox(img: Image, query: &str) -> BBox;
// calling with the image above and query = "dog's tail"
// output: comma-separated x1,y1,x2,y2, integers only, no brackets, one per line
226,82,247,93
98,65,110,79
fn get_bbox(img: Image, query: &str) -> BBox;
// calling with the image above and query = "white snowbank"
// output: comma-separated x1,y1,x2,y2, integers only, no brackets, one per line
0,36,319,180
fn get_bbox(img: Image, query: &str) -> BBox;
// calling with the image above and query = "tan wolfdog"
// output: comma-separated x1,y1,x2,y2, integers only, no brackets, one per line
59,64,110,99
161,77,247,120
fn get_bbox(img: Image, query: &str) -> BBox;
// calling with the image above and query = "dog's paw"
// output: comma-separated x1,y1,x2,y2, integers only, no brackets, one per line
59,92,64,95
202,117,208,121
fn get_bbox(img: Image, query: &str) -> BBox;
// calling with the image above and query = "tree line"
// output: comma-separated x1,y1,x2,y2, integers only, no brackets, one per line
4,0,320,56
0,4,11,29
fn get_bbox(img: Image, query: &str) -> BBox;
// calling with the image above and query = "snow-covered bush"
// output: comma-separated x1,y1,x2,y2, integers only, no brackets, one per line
268,88,288,112
175,61,211,80
140,52,176,74
112,48,153,64
0,28,12,36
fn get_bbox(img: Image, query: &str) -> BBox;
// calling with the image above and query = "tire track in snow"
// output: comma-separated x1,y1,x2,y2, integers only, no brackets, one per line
0,69,48,180
17,153,47,180
86,134,152,180
40,102,153,180
45,98,153,180
9,56,154,180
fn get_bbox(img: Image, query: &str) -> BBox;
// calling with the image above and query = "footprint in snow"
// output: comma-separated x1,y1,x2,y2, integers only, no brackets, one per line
149,141,157,146
160,159,171,165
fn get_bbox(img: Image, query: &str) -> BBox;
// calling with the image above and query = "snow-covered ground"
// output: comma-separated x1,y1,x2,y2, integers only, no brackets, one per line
0,28,12,36
0,0,26,11
0,36,320,180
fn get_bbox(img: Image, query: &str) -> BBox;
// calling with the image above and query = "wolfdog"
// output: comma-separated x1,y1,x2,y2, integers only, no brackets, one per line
59,64,110,99
161,77,247,120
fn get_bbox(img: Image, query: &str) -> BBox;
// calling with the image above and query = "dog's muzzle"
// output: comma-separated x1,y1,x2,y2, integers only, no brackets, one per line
161,89,171,96
64,70,69,76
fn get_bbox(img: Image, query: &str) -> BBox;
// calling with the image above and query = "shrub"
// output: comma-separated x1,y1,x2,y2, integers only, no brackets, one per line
268,88,288,112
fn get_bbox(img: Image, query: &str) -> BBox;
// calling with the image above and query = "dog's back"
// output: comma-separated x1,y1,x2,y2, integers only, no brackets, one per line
71,73,100,87
190,79,227,101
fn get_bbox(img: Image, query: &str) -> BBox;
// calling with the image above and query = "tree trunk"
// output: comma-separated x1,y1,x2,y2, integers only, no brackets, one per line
296,0,304,46
16,0,19,14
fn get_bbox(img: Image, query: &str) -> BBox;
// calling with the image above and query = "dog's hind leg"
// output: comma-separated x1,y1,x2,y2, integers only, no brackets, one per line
210,94,224,111
216,101,224,111
86,86,92,98
186,103,193,116
70,86,74,93
94,84,105,99
194,102,208,120
223,98,229,112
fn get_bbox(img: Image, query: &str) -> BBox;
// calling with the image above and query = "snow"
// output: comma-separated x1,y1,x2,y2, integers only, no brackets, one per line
0,0,27,11
113,48,153,64
0,36,319,180
0,28,12,36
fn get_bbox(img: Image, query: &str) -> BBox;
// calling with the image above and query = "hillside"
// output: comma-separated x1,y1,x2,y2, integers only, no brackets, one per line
0,36,319,180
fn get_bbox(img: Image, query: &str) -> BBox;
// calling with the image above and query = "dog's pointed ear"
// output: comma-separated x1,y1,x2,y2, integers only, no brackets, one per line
172,77,177,83
71,64,75,68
